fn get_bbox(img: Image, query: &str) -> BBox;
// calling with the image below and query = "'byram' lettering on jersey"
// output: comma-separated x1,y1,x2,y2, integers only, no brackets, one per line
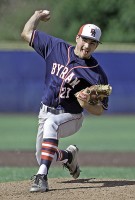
51,63,80,87
51,63,71,79
64,72,75,83
51,63,76,81
51,63,65,76
51,63,66,77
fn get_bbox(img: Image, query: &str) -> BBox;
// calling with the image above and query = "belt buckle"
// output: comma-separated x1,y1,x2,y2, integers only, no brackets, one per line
58,109,64,114
47,107,65,115
47,107,55,114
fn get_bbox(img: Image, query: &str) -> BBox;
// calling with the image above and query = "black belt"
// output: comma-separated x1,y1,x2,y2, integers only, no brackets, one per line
40,103,65,115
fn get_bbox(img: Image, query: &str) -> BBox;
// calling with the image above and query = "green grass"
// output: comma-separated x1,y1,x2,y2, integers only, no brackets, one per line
59,115,135,152
0,114,37,150
1,167,135,183
0,114,135,183
0,114,135,151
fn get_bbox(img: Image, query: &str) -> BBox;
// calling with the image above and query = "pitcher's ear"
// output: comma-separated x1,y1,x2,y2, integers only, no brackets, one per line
76,35,80,42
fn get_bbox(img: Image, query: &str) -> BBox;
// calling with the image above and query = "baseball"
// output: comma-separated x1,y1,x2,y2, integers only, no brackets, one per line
42,10,50,15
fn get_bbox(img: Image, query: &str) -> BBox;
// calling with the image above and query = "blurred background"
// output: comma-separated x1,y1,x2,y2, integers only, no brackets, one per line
0,0,135,182
0,0,135,113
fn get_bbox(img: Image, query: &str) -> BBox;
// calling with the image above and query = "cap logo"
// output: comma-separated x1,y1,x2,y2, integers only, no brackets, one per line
90,29,96,37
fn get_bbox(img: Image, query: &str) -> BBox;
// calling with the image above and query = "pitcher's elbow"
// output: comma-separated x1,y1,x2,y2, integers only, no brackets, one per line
21,31,31,43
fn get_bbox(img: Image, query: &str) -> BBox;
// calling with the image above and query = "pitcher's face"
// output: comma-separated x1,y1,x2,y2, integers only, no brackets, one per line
74,36,99,59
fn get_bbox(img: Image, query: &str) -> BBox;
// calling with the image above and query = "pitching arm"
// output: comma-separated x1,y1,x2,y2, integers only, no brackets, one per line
21,10,50,43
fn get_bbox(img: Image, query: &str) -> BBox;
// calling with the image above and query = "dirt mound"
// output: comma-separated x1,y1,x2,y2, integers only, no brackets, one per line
0,178,135,200
1,151,135,199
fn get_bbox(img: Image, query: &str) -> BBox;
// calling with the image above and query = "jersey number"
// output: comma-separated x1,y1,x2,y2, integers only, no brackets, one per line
60,87,72,98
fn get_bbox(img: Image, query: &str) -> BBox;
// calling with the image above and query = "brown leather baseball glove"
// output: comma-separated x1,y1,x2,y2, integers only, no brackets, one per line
75,84,112,108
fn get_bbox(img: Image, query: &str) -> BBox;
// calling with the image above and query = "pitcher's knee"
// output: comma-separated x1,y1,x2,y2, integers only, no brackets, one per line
43,119,58,139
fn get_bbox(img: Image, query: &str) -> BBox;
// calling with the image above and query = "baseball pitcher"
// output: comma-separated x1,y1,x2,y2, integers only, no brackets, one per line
21,9,112,192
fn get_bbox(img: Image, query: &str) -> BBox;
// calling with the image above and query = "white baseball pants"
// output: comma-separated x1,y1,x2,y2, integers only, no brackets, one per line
36,104,84,164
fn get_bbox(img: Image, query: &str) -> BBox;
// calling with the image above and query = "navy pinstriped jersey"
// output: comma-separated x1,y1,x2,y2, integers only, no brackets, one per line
30,30,109,114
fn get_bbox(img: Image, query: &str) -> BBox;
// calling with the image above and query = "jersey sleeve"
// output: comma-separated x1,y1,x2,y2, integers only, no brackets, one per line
29,30,60,59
